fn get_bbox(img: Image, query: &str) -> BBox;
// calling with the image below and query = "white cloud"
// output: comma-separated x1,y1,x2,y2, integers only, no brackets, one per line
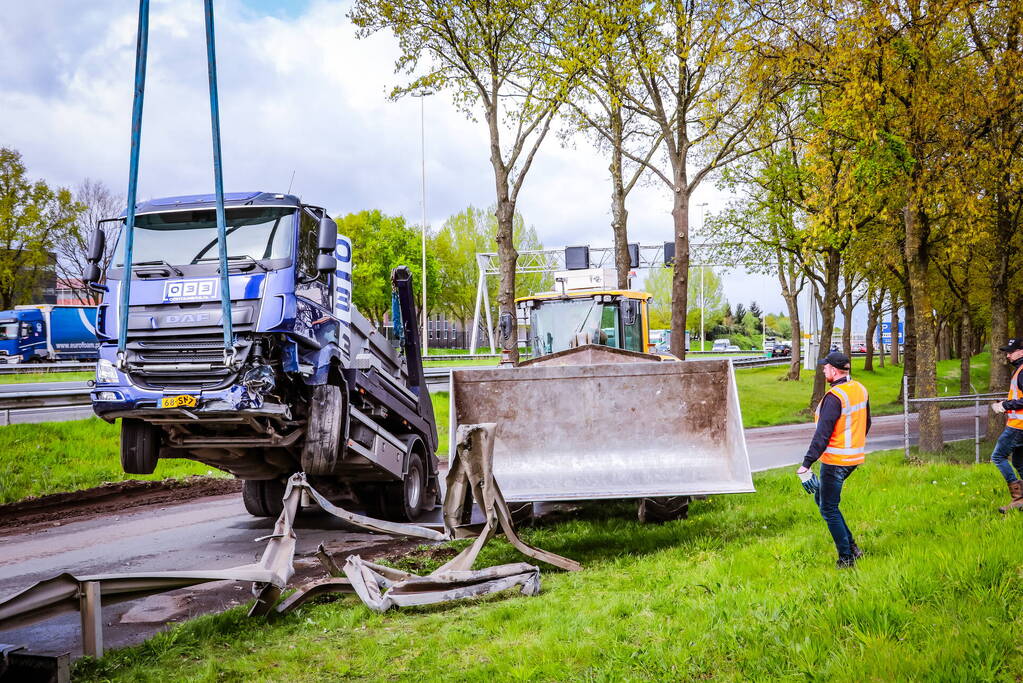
0,0,803,316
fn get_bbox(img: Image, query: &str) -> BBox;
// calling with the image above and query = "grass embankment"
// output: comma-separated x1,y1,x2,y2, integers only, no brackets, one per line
0,394,452,504
0,419,219,504
0,371,94,384
737,352,990,428
76,442,1023,681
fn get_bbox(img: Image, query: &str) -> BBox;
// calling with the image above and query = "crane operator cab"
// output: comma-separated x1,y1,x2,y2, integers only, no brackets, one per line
517,289,653,358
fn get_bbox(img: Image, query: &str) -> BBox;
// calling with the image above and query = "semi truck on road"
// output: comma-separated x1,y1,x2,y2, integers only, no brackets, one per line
86,192,440,521
0,305,99,363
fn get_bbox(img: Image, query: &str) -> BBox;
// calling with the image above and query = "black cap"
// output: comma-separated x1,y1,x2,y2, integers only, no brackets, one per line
1000,338,1023,352
818,351,851,370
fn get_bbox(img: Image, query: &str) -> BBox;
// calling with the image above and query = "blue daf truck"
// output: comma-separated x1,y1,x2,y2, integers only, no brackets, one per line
85,192,439,520
0,305,99,363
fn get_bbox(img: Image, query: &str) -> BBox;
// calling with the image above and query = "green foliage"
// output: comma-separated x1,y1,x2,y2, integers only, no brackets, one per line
0,147,84,308
431,206,548,327
644,266,726,335
75,444,1023,682
0,419,219,504
337,210,437,325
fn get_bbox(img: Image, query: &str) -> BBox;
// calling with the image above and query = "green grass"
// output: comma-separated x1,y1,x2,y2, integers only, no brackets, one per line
75,444,1023,681
423,358,499,367
0,371,94,384
0,419,219,504
736,353,990,428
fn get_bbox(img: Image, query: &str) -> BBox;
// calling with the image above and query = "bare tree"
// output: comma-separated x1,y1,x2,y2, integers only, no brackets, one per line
54,178,123,303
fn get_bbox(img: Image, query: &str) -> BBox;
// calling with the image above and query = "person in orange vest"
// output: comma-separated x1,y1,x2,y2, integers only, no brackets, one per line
988,338,1023,512
797,351,871,569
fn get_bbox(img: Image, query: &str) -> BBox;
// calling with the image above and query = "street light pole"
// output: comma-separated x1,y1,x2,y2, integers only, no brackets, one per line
413,91,433,353
696,202,709,351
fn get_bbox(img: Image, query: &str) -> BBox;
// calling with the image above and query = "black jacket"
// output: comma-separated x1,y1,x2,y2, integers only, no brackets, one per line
803,376,872,468
1000,358,1023,411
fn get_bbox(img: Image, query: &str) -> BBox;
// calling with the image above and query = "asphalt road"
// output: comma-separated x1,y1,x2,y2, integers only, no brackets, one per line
0,406,981,657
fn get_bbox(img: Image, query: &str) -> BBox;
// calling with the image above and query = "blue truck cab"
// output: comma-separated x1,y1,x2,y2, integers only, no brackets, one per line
88,192,439,520
0,306,99,363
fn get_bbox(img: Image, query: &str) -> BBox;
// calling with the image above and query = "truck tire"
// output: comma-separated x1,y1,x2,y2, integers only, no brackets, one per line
301,384,346,475
242,479,286,518
637,496,691,524
120,419,160,474
383,451,425,521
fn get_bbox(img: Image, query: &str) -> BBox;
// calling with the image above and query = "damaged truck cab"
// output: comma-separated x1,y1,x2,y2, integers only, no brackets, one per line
87,192,439,521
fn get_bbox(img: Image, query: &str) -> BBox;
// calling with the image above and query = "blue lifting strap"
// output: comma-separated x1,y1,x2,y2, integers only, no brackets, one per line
118,0,235,367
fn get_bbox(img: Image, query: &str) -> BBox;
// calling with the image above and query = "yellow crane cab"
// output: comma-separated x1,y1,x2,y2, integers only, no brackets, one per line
515,289,665,358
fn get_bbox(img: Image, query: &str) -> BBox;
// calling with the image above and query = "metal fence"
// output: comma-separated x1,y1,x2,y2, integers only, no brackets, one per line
901,375,1002,463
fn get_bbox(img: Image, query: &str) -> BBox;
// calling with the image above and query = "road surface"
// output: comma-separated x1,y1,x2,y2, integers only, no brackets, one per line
0,406,982,656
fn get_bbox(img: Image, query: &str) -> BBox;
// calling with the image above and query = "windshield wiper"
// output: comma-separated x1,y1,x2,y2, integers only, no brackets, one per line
194,255,269,272
132,260,183,276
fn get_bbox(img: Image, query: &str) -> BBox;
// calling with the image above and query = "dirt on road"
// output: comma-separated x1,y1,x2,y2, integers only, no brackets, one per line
0,477,242,535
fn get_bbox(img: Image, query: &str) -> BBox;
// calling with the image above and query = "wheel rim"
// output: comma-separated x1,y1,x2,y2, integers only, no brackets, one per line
406,465,422,511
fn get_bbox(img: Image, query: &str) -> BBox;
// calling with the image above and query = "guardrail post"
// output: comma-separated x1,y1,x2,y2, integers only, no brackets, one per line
903,375,910,459
975,399,981,464
79,581,103,658
0,409,7,427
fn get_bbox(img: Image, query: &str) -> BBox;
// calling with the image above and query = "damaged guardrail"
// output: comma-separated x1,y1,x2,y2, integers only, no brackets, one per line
0,423,579,660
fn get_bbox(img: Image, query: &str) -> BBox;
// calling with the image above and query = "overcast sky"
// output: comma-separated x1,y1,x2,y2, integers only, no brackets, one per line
0,0,873,329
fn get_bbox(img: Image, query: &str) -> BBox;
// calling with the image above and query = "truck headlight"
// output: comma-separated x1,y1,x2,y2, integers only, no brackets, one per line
96,359,119,385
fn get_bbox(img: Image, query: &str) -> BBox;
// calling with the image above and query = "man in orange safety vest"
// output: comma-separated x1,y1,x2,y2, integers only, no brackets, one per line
988,338,1023,513
797,351,871,569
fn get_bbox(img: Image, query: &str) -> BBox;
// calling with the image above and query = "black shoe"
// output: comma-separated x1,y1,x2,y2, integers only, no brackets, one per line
836,555,856,569
850,543,864,560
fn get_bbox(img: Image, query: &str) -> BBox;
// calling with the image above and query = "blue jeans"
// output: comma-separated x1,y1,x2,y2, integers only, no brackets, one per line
990,426,1023,484
815,463,858,558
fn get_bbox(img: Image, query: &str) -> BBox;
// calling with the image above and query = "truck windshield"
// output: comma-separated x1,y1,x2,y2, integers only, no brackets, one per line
114,207,295,267
0,322,18,340
529,299,620,356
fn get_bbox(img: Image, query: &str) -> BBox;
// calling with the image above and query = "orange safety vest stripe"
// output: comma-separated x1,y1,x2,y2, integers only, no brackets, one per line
1007,365,1023,429
814,379,869,466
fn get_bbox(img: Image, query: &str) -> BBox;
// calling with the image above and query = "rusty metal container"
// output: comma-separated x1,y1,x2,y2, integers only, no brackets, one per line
449,350,754,502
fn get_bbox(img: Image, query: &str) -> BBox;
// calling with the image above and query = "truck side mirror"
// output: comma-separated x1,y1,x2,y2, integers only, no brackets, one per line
317,253,337,274
84,229,108,291
87,229,106,264
317,216,338,252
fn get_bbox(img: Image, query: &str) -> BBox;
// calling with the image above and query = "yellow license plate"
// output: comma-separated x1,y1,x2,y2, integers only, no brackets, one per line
160,395,198,409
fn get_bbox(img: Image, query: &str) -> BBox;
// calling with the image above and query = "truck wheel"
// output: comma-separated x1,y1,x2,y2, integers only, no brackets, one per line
120,419,160,474
637,496,691,524
301,384,346,475
242,479,286,518
383,452,425,521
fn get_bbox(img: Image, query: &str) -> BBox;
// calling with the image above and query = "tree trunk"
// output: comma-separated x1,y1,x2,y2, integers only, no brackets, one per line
609,105,631,290
960,305,973,396
864,287,881,373
669,179,690,360
904,202,942,452
810,248,841,411
988,240,1010,439
889,294,900,365
903,294,917,397
777,249,801,381
841,277,853,356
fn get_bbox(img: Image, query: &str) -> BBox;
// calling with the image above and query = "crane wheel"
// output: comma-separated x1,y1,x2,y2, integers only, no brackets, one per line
637,496,691,524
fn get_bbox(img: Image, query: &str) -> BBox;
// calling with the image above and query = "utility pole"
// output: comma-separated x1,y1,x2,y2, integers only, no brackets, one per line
696,202,709,350
413,90,433,353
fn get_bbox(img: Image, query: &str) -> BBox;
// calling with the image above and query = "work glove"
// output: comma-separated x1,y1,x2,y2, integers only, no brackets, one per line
797,469,820,495
992,402,1007,414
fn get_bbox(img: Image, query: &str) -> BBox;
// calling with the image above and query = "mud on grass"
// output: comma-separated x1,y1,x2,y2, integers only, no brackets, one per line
0,418,224,504
74,450,1023,681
